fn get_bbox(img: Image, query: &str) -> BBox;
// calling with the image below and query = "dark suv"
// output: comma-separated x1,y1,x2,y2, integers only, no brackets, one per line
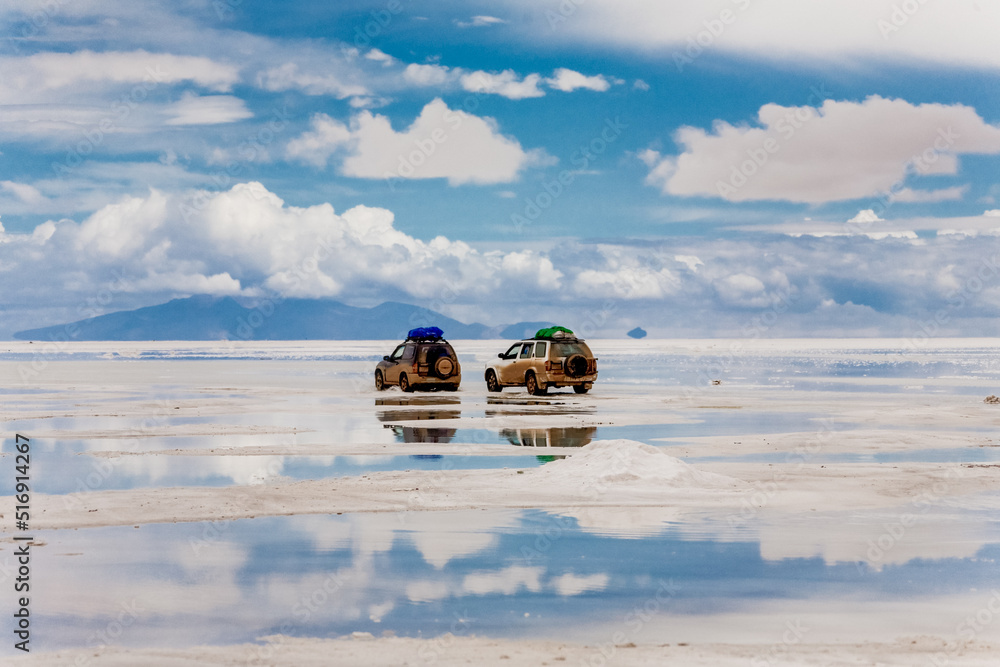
375,327,461,392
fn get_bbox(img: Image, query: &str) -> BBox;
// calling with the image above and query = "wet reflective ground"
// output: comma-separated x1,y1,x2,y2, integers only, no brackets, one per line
14,506,1000,650
3,340,1000,652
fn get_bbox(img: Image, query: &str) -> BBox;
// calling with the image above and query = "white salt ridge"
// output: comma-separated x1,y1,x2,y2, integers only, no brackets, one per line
525,439,740,489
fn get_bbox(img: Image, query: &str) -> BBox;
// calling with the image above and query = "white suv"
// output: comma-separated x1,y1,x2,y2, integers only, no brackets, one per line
485,331,597,395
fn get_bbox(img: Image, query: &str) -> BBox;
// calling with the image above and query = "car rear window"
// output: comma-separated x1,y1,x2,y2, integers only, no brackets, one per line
418,344,453,363
553,342,591,357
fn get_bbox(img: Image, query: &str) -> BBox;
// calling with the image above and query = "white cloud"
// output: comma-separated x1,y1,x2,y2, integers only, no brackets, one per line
31,221,55,243
460,70,544,100
285,114,353,167
0,161,212,223
503,0,1000,71
546,68,611,93
288,99,544,185
402,63,455,87
575,267,676,300
891,186,968,203
713,273,768,307
1,181,44,204
348,96,392,109
404,511,518,568
984,210,1000,218
463,566,543,595
9,190,1000,337
368,601,394,623
0,183,579,332
633,79,651,91
401,63,616,100
455,15,508,28
674,255,703,272
364,48,396,66
129,270,246,295
572,249,679,299
552,572,609,596
0,105,112,138
164,93,253,126
647,96,1000,204
73,189,170,259
738,214,1000,239
257,62,369,98
0,50,240,102
847,209,883,224
501,251,563,290
639,149,676,191
405,580,450,603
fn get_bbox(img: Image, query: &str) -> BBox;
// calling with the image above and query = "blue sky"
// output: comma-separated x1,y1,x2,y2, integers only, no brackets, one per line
2,1,1000,339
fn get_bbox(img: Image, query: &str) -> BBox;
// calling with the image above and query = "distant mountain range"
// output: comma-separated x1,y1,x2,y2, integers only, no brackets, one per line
13,295,560,341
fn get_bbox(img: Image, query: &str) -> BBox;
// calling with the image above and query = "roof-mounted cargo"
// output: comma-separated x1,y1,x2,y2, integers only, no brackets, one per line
533,326,580,340
406,326,445,341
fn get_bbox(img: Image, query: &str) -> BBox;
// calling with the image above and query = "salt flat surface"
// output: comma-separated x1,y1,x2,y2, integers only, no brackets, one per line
9,635,1000,667
3,339,1000,664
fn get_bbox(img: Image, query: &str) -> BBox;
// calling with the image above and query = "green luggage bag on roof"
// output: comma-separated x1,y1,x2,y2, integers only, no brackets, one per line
535,326,574,339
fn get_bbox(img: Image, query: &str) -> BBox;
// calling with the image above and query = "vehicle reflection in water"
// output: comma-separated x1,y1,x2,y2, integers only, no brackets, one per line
486,396,596,416
501,426,597,463
376,400,460,443
385,424,456,443
375,396,461,407
374,398,598,448
501,426,596,448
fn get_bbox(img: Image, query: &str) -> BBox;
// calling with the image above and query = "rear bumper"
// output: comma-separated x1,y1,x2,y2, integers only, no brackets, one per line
413,373,462,386
543,372,597,387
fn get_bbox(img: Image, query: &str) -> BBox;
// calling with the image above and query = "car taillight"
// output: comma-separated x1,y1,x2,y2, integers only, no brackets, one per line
545,361,551,372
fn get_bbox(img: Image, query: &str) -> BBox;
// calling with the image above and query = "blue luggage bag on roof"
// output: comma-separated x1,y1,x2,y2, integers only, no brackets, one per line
407,326,444,340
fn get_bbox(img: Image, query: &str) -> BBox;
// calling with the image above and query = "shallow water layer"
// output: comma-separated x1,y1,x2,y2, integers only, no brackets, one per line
0,451,547,494
4,340,1000,654
5,508,1000,652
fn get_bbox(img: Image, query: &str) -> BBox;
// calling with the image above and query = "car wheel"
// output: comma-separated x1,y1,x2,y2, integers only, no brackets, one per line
434,356,455,379
375,370,385,391
565,354,588,378
485,370,502,393
573,384,589,394
399,373,413,393
526,372,547,396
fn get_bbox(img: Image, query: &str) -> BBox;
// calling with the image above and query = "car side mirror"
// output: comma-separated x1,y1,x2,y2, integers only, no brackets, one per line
383,355,391,361
498,353,505,359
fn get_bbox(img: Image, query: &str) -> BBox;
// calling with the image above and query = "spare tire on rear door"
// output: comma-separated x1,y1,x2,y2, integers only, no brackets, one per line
434,356,455,379
564,354,588,378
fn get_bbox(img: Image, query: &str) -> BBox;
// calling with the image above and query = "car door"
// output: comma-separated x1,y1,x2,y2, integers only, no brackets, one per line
399,344,416,381
384,344,407,384
531,341,547,380
497,343,525,384
516,342,535,383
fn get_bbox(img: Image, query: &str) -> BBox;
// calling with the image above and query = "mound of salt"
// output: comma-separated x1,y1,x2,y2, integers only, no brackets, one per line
523,439,739,490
